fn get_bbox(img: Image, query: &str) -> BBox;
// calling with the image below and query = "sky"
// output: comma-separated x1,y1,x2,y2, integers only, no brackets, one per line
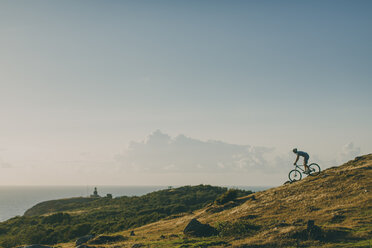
0,0,371,186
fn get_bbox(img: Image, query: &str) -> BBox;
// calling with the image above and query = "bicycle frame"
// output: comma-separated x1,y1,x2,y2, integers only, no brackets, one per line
294,164,307,173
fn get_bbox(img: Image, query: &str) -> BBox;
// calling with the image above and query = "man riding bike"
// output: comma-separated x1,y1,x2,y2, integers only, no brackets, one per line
293,148,310,174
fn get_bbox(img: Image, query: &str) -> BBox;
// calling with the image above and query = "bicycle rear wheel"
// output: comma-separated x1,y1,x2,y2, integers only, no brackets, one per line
308,163,321,176
289,169,302,182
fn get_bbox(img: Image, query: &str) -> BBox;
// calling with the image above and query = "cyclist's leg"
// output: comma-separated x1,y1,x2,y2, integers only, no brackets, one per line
304,156,309,172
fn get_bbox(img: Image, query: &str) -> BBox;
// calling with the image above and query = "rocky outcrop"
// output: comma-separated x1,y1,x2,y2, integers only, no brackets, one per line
306,220,322,240
291,220,323,240
183,218,218,237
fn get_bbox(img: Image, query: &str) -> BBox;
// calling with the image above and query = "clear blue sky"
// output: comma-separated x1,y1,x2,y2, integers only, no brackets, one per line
0,0,371,185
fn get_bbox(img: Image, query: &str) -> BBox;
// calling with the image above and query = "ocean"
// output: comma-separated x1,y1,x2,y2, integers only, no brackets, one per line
0,185,270,222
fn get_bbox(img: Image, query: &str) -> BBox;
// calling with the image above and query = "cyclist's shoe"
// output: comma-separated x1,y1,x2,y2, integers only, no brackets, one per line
304,170,311,174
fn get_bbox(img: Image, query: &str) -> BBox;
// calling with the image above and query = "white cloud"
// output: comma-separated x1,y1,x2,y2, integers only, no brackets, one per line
115,130,277,173
340,142,361,161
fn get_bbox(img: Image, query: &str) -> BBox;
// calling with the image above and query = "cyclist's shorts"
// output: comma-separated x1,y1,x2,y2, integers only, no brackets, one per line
304,155,309,163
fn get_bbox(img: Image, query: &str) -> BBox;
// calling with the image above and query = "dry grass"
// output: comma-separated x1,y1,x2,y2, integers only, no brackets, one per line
57,154,372,248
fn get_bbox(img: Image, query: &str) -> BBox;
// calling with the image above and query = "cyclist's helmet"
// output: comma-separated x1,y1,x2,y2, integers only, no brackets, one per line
293,148,298,153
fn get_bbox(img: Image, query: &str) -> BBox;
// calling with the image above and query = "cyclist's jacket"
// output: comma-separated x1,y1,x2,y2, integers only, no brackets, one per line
297,151,309,159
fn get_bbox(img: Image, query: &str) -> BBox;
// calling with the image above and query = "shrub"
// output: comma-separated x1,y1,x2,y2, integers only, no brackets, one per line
170,204,187,214
216,220,259,237
68,223,91,238
0,227,7,235
42,212,71,224
215,189,238,205
1,236,19,248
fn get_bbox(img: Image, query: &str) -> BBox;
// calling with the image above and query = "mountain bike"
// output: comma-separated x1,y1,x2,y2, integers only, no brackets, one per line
288,163,321,182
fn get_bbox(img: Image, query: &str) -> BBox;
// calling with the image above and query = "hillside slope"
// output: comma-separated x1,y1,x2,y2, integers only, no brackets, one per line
57,154,371,248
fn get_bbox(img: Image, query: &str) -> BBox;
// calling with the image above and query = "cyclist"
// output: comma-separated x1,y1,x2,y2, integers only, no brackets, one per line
293,148,310,174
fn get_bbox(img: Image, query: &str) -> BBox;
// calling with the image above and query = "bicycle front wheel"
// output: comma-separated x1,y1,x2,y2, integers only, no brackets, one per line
308,163,321,176
289,169,302,182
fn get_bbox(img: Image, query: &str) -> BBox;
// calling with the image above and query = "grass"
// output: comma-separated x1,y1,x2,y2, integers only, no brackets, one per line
324,239,372,248
145,237,228,248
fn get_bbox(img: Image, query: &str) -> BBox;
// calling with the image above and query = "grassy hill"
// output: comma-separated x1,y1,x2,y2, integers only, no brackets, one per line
55,154,371,248
0,185,251,247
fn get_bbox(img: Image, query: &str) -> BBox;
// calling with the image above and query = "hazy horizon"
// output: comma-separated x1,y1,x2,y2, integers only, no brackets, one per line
1,0,371,186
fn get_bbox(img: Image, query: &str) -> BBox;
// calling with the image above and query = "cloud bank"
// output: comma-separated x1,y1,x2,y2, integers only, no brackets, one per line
115,130,277,173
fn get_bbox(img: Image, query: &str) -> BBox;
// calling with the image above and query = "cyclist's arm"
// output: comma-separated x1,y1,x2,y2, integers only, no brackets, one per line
294,155,299,164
